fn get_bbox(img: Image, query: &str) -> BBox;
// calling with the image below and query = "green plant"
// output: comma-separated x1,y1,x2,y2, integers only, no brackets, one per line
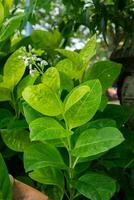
19,36,125,200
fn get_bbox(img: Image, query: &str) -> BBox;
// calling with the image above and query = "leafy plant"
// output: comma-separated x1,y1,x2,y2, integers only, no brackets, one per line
19,36,124,200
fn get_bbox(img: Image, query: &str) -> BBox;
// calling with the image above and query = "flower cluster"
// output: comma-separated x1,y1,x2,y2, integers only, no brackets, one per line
19,45,48,76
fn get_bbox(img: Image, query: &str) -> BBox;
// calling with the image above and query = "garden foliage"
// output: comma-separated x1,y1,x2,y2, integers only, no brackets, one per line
0,2,134,199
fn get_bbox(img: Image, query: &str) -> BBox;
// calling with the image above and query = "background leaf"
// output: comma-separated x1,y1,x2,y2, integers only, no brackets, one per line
85,61,122,92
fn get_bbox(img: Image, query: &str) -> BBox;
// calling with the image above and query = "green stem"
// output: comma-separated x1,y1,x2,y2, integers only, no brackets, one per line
63,117,76,200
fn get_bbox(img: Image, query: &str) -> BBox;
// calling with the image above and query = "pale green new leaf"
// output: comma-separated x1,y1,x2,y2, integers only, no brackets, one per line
80,34,96,64
17,73,39,98
24,143,67,172
0,154,12,200
29,167,64,190
30,117,72,141
0,87,11,101
65,80,102,129
76,172,116,200
85,61,122,92
41,67,60,93
0,2,4,25
72,127,124,158
64,85,90,111
1,129,31,152
22,84,63,116
3,48,26,89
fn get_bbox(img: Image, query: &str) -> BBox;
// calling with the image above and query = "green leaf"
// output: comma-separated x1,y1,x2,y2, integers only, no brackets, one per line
22,83,63,116
17,73,39,98
80,34,96,64
0,14,23,42
65,85,90,111
30,117,72,141
1,129,31,152
45,185,63,200
3,0,13,17
23,102,43,124
56,59,76,79
0,87,11,101
29,167,64,189
24,143,67,172
59,71,73,92
56,49,83,69
0,109,12,128
72,118,116,148
3,48,26,89
76,172,116,200
72,127,124,158
64,80,102,129
98,104,133,128
0,153,12,200
99,95,108,111
0,2,4,25
31,29,61,50
85,61,122,92
41,67,60,93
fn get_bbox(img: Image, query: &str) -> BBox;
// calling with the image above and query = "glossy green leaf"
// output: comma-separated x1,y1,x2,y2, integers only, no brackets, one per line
72,127,124,157
76,172,116,200
23,102,43,124
1,129,31,152
65,80,102,129
3,48,26,89
22,83,63,116
41,67,60,93
85,61,122,91
24,143,67,172
0,153,12,200
30,117,72,141
0,87,11,101
0,14,23,42
29,167,64,189
17,73,39,98
0,2,4,25
80,34,96,64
